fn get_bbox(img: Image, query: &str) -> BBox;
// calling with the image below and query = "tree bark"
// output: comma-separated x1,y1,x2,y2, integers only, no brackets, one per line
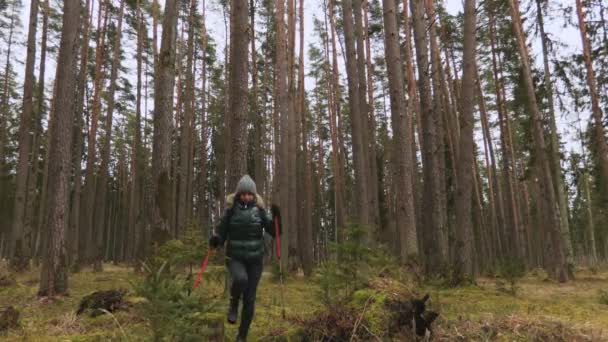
410,0,448,274
71,0,93,269
508,0,568,282
128,0,144,263
381,0,419,263
81,0,109,265
151,0,179,246
341,0,371,229
488,12,521,259
10,0,39,270
452,0,477,283
275,0,290,266
353,0,378,232
38,0,80,297
575,0,608,200
536,0,574,274
226,0,250,190
297,0,313,276
326,0,347,234
93,0,125,271
177,0,198,236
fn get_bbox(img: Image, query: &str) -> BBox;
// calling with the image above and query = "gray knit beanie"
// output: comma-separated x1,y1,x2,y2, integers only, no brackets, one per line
235,175,257,195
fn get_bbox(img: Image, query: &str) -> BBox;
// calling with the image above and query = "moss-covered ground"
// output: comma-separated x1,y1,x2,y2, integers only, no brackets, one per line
1,264,607,341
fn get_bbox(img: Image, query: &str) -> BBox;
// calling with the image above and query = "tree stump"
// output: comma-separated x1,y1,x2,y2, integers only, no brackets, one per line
0,306,19,333
76,289,128,317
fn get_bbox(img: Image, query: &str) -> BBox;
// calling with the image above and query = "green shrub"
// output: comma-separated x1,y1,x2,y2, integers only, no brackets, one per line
496,257,525,295
154,225,208,275
131,261,220,341
315,224,398,305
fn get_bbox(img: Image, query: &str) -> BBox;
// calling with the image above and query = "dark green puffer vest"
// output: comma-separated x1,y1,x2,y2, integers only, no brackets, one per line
216,195,273,260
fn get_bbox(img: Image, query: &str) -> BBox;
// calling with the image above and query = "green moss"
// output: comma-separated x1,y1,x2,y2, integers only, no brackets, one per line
350,288,390,337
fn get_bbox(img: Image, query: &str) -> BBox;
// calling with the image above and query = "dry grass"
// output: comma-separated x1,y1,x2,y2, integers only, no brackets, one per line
1,264,608,341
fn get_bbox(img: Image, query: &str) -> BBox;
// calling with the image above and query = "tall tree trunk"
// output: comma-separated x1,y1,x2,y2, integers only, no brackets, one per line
452,0,477,283
326,0,347,234
71,0,93,270
381,0,419,263
250,0,265,194
198,0,209,230
411,0,448,274
27,0,51,265
275,0,290,268
226,0,249,189
508,0,568,282
128,0,144,263
287,0,299,270
10,0,39,270
177,0,198,236
82,0,109,265
341,0,371,229
488,13,521,259
151,0,179,246
576,111,598,265
476,68,504,261
424,0,449,254
93,0,125,271
575,0,608,199
353,0,378,232
38,0,80,297
297,0,313,276
536,0,574,274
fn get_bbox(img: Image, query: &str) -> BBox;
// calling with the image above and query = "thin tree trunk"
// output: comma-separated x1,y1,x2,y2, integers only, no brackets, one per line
10,0,39,270
275,0,290,269
297,0,313,276
27,0,51,265
576,111,598,265
536,0,574,274
508,0,568,282
82,0,109,265
476,69,504,261
341,0,371,229
411,0,448,274
381,0,419,263
177,0,198,236
93,0,125,271
353,0,378,232
38,0,80,297
198,0,209,229
488,13,520,259
128,0,144,263
326,0,347,234
575,0,608,199
71,0,93,269
287,0,299,271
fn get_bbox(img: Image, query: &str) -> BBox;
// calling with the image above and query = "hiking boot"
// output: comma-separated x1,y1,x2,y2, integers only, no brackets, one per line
227,297,239,324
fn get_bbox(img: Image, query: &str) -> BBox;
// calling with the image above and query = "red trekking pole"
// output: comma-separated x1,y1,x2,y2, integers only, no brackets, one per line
274,215,286,318
193,248,213,290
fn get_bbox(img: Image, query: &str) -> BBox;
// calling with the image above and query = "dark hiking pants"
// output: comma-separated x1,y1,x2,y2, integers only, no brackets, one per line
228,256,263,338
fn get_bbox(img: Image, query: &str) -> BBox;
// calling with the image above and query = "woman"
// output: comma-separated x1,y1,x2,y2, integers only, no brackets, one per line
209,175,281,341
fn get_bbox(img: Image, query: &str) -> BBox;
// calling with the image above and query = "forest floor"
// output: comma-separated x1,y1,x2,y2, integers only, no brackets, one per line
1,263,608,341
